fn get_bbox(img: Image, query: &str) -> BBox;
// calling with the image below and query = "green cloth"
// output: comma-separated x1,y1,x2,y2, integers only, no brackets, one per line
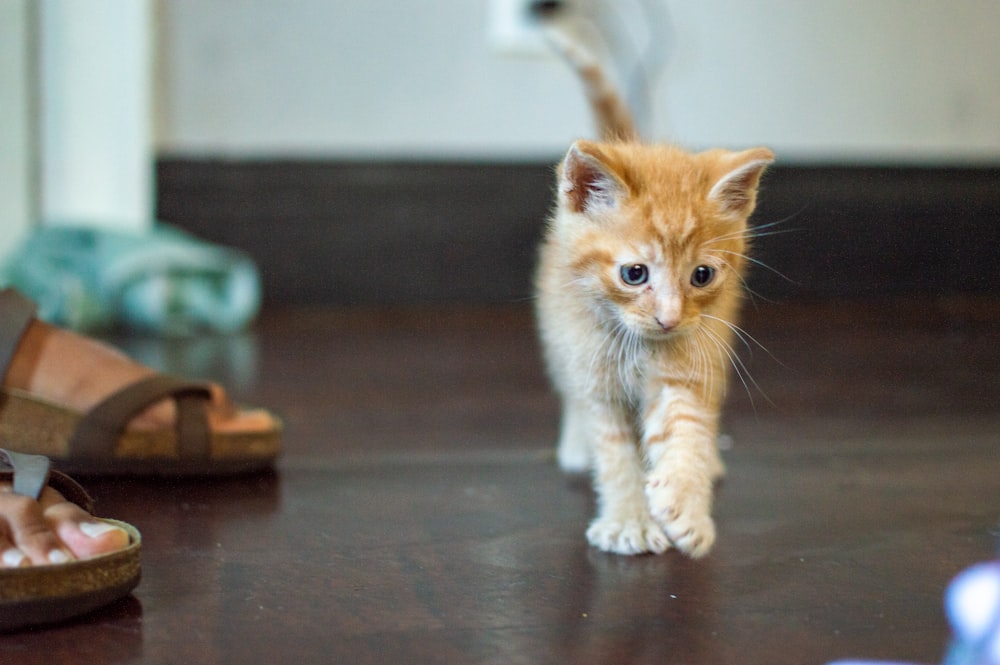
1,224,261,336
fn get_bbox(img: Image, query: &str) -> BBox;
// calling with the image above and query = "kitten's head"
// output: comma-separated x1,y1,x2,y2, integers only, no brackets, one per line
552,140,773,339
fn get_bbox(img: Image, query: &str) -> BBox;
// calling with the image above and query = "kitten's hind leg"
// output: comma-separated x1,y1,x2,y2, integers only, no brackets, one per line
556,401,593,473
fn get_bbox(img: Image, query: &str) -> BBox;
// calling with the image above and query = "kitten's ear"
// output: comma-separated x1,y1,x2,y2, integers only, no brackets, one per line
708,147,774,219
559,141,626,215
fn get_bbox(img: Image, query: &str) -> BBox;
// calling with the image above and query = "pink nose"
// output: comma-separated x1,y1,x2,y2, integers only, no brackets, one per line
656,317,678,332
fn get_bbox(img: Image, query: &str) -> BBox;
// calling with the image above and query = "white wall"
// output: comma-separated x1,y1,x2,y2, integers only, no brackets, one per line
40,0,154,229
153,0,998,163
0,0,155,244
0,0,35,257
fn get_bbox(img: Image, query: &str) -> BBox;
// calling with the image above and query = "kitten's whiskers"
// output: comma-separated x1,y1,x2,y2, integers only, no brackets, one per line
710,248,797,285
713,254,776,307
683,334,715,401
585,318,647,403
697,322,771,411
703,220,795,247
700,314,783,367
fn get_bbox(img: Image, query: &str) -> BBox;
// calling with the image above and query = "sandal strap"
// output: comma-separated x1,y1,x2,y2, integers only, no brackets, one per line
0,448,94,512
0,289,38,383
0,448,50,499
69,375,213,461
0,288,216,465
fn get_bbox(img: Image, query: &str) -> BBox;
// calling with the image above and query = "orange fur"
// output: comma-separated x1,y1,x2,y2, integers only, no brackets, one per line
536,140,773,557
535,1,640,141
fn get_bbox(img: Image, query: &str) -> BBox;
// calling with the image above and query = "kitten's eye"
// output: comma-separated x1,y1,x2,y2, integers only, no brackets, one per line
620,264,649,286
691,265,716,287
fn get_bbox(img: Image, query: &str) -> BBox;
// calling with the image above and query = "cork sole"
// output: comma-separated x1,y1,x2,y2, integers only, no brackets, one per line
0,519,141,632
0,387,280,476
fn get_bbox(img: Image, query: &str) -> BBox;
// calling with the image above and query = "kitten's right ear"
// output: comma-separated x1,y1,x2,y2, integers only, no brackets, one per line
708,147,774,220
559,141,625,215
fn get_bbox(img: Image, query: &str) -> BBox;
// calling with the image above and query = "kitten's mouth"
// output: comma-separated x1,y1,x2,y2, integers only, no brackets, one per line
647,319,688,340
655,317,679,334
644,325,680,340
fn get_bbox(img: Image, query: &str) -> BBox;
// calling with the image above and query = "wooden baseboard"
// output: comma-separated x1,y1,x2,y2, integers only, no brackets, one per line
157,159,1000,305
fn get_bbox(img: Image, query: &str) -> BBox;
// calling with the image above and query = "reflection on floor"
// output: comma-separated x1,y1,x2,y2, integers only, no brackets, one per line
9,298,1000,665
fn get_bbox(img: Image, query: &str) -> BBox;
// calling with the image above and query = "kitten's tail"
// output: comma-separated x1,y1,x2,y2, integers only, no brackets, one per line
531,0,669,143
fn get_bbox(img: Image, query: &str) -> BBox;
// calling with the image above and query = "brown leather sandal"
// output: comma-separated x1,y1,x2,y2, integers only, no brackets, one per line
0,289,280,475
0,449,141,632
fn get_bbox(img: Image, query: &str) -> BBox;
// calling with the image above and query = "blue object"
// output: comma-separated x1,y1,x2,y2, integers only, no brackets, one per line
1,224,261,336
827,559,1000,665
943,562,1000,665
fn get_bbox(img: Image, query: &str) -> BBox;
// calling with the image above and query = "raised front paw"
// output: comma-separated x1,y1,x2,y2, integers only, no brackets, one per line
586,516,671,556
645,476,716,558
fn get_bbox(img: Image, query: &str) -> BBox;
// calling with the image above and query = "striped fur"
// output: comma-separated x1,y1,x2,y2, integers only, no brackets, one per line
536,136,772,556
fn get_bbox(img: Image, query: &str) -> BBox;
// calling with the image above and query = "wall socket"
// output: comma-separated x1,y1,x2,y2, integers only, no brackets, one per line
487,0,553,57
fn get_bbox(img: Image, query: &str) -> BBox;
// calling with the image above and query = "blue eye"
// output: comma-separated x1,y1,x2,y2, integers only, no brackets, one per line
620,264,649,286
691,265,716,287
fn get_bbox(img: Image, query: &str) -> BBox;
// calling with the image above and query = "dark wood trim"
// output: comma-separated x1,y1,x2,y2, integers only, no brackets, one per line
156,159,1000,305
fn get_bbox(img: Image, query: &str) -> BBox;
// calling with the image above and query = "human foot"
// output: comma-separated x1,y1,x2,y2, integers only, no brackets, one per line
0,449,141,631
0,482,130,567
0,449,132,567
0,288,279,474
3,318,276,436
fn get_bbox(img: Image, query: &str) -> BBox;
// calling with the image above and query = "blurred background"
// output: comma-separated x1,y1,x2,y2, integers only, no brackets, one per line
154,1,1000,163
2,0,999,307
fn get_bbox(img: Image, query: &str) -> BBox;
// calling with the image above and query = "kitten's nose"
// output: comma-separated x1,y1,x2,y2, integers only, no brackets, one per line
655,316,679,332
655,296,682,332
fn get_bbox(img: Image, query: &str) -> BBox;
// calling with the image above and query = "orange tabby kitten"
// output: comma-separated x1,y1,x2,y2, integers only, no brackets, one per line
535,4,773,557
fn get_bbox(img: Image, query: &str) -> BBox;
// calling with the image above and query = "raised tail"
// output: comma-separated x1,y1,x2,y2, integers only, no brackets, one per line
532,0,669,143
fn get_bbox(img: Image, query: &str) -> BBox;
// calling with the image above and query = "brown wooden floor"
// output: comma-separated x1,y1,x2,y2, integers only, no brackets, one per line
6,298,1000,664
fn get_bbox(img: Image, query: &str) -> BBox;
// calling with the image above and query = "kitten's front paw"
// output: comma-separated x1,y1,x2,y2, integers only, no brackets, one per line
586,516,670,556
645,477,716,558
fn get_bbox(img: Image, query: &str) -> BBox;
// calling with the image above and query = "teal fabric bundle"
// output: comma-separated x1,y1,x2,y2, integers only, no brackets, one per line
1,224,261,336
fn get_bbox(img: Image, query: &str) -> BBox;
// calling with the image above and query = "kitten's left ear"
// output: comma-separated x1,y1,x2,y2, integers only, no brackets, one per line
559,141,627,216
708,147,774,219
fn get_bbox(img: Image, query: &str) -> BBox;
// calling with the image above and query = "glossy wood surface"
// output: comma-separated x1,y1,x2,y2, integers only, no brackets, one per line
4,299,1000,664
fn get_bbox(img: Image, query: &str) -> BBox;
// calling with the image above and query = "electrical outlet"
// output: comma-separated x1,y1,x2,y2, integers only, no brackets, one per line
488,0,553,57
